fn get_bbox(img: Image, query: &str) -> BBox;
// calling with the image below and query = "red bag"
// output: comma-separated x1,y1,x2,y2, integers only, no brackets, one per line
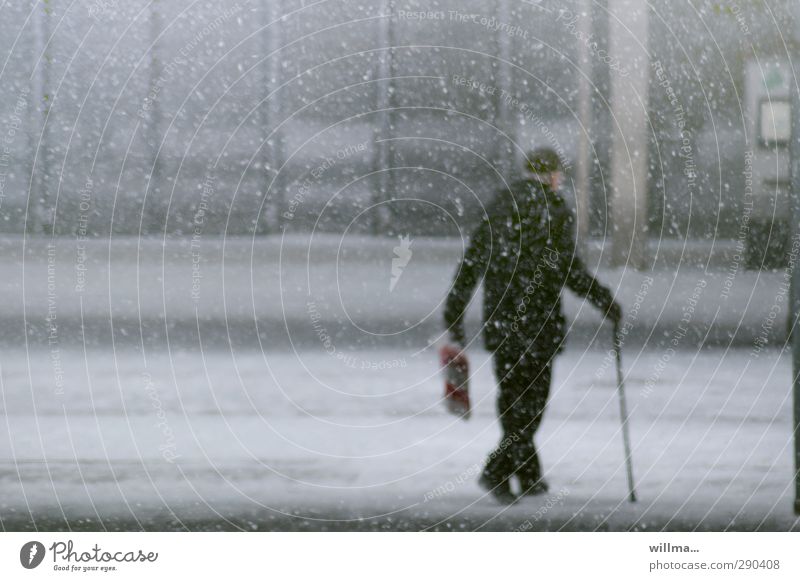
439,345,471,420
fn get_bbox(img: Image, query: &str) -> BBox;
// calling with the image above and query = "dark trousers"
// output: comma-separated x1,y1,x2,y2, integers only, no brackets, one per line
483,346,552,492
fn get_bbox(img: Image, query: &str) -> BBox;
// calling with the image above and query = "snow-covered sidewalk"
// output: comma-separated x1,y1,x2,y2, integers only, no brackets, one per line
2,344,798,531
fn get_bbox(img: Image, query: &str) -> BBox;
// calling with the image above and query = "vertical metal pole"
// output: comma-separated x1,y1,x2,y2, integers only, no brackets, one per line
29,0,51,235
264,0,285,233
494,0,513,180
608,0,649,268
28,0,42,235
386,0,396,231
145,0,163,234
372,0,394,234
575,0,593,257
790,54,800,515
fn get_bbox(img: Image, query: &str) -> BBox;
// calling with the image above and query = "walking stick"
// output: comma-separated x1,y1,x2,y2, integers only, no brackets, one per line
614,319,637,503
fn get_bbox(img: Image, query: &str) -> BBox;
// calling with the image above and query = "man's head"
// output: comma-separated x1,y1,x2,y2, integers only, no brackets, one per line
525,148,563,190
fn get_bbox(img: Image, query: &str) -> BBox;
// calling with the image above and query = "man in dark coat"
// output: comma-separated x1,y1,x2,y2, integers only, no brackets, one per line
444,148,621,504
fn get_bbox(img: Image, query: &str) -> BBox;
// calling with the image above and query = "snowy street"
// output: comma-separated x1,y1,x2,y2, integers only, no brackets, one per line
2,234,798,531
2,343,796,531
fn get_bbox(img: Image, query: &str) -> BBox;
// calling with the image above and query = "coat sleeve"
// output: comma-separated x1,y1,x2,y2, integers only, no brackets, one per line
558,211,616,312
443,218,491,345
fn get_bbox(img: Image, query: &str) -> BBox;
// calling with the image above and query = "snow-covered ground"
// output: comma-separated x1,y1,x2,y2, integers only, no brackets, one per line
1,343,798,531
1,233,797,530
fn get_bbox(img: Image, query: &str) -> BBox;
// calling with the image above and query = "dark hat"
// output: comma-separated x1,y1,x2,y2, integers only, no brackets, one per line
526,147,562,174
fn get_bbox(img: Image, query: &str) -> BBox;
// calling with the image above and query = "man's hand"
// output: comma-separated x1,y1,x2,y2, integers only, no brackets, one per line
448,330,466,351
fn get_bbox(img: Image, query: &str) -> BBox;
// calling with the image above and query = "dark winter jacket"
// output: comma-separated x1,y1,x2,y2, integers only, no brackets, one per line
444,179,615,356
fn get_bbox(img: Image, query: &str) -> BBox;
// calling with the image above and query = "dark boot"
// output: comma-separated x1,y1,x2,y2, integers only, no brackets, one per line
478,471,518,505
518,478,549,497
515,439,546,496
